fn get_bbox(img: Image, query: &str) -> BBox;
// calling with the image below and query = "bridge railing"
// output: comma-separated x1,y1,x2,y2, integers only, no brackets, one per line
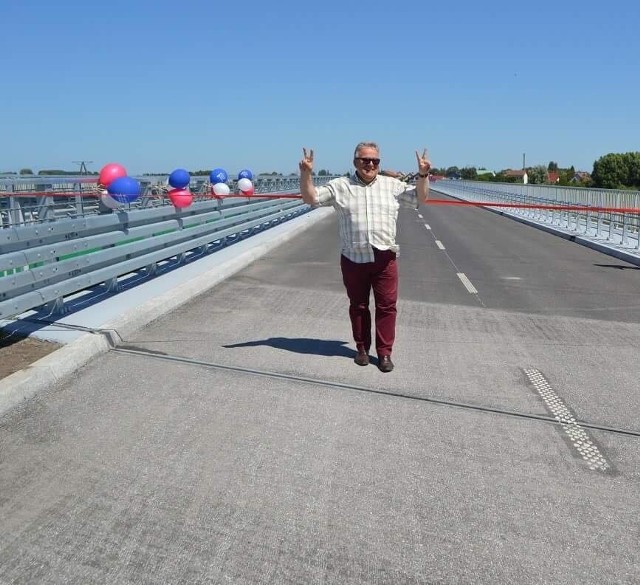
0,176,335,322
0,175,315,228
432,180,640,251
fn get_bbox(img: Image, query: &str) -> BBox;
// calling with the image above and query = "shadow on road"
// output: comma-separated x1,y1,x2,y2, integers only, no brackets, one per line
593,263,640,270
223,337,355,358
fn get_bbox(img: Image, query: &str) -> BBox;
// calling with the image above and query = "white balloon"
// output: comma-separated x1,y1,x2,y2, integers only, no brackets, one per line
212,182,230,196
237,178,253,192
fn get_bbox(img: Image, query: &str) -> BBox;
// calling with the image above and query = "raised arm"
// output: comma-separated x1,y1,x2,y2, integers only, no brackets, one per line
299,147,317,205
415,149,432,205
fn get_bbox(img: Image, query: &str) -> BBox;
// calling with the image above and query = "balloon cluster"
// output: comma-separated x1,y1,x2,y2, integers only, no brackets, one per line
209,168,254,199
98,163,142,209
209,168,230,198
98,163,256,210
168,168,192,209
236,169,254,196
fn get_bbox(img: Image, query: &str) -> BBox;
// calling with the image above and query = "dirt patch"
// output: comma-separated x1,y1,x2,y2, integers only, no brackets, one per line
0,333,62,380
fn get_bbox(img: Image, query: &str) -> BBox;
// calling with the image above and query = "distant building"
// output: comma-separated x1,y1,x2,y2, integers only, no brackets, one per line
503,169,529,183
547,171,560,184
571,171,591,183
503,169,526,178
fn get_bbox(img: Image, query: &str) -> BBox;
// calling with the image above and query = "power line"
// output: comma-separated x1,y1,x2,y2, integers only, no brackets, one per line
72,160,93,175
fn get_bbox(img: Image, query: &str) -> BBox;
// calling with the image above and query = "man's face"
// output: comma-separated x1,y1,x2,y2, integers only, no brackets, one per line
353,147,380,184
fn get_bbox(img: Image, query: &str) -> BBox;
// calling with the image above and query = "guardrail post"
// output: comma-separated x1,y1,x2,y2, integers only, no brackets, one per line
143,262,158,277
8,182,24,226
35,195,56,222
105,277,121,293
43,296,67,316
597,192,604,237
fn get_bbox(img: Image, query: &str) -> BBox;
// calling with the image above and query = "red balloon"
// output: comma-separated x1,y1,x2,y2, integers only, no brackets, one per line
168,188,193,209
99,163,127,187
240,185,255,196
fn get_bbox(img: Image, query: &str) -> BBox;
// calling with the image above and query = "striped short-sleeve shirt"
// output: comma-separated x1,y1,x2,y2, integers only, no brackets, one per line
314,173,418,263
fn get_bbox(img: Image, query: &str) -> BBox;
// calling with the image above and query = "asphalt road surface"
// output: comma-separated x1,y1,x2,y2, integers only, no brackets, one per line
1,197,639,584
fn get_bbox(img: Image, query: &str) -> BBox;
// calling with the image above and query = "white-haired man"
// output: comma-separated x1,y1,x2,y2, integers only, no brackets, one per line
299,142,431,372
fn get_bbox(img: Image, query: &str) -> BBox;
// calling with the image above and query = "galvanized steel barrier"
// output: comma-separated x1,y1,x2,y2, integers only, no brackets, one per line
0,175,336,321
0,175,313,227
9,174,636,323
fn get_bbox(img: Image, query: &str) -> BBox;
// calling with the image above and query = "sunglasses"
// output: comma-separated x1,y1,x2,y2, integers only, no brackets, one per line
356,157,380,167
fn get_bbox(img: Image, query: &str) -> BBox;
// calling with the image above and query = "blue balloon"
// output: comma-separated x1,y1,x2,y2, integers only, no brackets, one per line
107,176,141,203
210,168,228,184
238,169,253,181
169,168,190,189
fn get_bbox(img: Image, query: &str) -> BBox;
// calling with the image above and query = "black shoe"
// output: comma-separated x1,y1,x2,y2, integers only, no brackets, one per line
378,355,394,373
354,348,370,366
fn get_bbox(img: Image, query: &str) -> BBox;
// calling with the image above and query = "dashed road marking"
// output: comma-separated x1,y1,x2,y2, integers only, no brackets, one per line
435,240,445,250
424,224,431,230
524,368,611,473
417,213,423,219
456,272,478,294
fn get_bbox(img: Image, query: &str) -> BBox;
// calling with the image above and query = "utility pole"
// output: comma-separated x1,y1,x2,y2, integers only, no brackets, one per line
522,153,526,170
72,161,93,194
72,160,93,175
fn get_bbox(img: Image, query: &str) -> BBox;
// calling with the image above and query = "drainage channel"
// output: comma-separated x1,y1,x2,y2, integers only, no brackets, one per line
112,346,640,440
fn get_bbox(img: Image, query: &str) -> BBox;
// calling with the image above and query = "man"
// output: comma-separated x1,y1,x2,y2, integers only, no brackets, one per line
299,142,431,372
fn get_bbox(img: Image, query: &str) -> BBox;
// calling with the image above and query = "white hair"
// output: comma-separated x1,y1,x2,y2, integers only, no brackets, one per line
353,142,379,158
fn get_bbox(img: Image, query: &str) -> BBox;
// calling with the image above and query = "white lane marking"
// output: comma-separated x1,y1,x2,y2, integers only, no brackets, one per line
456,272,478,294
424,224,431,230
502,276,522,280
524,369,610,473
435,240,445,250
417,213,423,219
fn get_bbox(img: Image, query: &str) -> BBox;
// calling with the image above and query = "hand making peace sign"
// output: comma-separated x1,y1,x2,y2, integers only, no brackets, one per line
416,149,431,175
299,148,314,173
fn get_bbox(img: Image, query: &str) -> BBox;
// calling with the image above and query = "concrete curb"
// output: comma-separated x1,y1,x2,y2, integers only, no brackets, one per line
0,333,111,415
0,207,334,417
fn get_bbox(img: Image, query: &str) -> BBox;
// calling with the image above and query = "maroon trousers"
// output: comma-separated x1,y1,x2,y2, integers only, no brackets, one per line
340,249,398,357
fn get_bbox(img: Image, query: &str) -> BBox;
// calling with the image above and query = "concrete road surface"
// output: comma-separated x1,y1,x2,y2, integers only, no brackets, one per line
1,203,639,584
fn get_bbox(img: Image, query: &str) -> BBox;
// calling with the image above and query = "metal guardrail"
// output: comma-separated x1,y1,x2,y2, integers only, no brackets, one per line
0,175,322,228
0,176,335,321
12,175,636,324
433,180,640,251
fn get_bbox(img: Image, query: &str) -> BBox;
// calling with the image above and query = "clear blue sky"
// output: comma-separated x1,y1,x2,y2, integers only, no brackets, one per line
2,0,639,176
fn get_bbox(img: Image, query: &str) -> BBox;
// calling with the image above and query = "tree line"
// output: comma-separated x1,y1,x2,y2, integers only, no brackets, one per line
6,152,640,190
431,152,640,190
431,164,584,186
